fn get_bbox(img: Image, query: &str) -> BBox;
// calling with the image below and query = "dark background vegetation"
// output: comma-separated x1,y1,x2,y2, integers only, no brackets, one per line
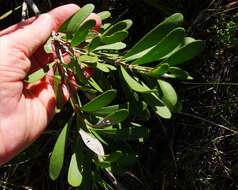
0,0,238,189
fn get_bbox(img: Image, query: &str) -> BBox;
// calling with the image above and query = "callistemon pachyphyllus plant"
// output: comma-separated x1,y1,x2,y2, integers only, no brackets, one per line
25,4,204,189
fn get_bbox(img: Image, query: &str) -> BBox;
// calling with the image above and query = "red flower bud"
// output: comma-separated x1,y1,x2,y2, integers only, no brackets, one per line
83,67,94,78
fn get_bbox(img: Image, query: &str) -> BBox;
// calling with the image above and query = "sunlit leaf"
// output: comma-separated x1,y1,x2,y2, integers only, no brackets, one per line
92,105,121,116
93,42,126,51
49,115,73,180
79,129,105,156
97,11,111,21
132,27,185,65
71,20,96,46
101,31,128,44
158,80,177,107
68,153,83,187
143,93,172,119
148,63,169,78
124,13,184,58
162,40,205,66
103,19,132,36
88,78,103,92
67,138,84,187
66,4,95,35
82,89,117,112
78,54,98,64
96,109,129,127
120,66,157,93
26,68,46,83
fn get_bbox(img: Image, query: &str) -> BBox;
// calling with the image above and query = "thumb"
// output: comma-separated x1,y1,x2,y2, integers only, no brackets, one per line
6,4,79,57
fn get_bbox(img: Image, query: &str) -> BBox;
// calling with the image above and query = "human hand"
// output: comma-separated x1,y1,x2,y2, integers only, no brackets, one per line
0,4,100,165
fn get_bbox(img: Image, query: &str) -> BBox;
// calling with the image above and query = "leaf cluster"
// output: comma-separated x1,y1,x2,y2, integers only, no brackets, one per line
25,4,205,189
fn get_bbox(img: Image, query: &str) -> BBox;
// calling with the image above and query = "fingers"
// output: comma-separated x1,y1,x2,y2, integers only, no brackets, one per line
5,4,80,57
0,17,36,37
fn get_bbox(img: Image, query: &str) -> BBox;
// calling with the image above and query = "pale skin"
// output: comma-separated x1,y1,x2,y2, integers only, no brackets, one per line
0,4,100,165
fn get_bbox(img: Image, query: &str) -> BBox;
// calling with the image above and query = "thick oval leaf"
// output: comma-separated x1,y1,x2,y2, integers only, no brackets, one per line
166,67,192,80
120,66,156,93
68,153,83,187
49,116,72,180
148,63,169,78
132,27,185,65
96,109,129,127
101,30,128,44
103,19,132,36
88,78,103,92
82,89,117,112
71,20,96,47
158,80,177,107
88,36,102,51
79,129,105,156
26,68,46,83
97,11,111,21
66,4,95,34
162,40,205,66
93,125,149,140
92,105,121,116
104,109,129,124
124,47,153,62
124,13,184,58
142,93,172,119
93,42,126,51
78,54,98,63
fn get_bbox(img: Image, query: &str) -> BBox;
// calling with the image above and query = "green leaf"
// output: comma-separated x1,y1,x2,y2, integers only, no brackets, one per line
79,129,105,156
148,63,169,78
95,62,110,72
93,62,116,73
120,66,156,93
71,20,96,47
78,54,98,63
166,67,192,80
101,31,128,44
68,153,83,187
88,78,103,92
96,151,123,168
93,42,126,51
143,93,172,119
49,116,73,180
82,89,117,112
92,105,121,116
104,109,129,124
158,80,177,107
132,27,185,65
124,47,153,62
88,36,102,51
93,125,149,141
26,68,46,83
103,19,133,36
96,109,129,127
97,11,111,21
162,40,205,66
66,4,95,35
67,138,84,187
44,38,53,54
124,13,184,58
